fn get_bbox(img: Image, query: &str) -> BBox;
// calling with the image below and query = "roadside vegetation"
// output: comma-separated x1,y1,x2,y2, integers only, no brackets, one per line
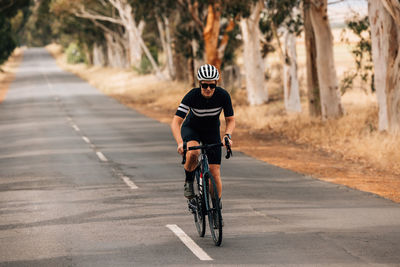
0,49,23,102
47,43,400,178
2,0,400,201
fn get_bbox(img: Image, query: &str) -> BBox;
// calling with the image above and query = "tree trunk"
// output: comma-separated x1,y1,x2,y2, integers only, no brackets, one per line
156,15,176,80
164,16,176,80
283,30,301,112
93,43,107,67
304,0,321,117
111,0,165,79
104,32,129,68
309,0,343,119
82,42,93,65
369,0,390,131
188,42,195,87
239,0,267,105
203,2,221,69
108,0,164,79
379,0,400,134
108,0,142,68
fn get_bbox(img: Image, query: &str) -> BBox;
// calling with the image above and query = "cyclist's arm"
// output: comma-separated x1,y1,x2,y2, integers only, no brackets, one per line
224,116,235,146
171,115,185,153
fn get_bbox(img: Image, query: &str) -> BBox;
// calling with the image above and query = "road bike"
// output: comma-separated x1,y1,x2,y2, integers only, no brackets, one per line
182,137,232,246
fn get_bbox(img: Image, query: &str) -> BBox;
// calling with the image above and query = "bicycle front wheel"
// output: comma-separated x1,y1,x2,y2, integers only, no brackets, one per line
193,169,206,237
205,172,223,246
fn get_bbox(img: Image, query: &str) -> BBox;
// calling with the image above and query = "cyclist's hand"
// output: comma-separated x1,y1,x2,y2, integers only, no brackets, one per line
177,143,184,155
223,136,233,147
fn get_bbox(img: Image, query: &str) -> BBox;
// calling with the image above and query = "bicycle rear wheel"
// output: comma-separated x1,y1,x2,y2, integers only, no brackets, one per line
205,172,223,246
193,169,206,237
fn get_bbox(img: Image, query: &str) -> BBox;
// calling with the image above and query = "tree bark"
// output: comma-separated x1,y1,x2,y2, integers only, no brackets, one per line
304,0,321,116
283,30,301,112
107,0,142,68
203,2,221,69
309,0,343,119
239,0,268,105
104,32,129,68
156,15,176,80
369,0,390,131
164,16,176,80
378,0,400,134
93,43,107,67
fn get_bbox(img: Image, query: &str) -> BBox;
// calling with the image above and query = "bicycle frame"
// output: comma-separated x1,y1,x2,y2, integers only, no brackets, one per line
182,138,232,246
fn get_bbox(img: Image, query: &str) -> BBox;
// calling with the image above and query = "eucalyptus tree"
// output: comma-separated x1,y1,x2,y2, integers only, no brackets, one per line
307,0,343,119
52,0,164,78
175,0,245,80
138,0,177,79
303,0,320,116
261,0,302,112
369,0,400,134
239,0,268,105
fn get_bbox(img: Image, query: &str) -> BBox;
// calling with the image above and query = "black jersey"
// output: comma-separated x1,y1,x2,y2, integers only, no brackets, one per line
175,87,234,130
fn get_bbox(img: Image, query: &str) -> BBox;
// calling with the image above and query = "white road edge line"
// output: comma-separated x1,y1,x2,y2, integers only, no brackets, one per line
166,224,213,261
121,176,138,189
96,152,108,162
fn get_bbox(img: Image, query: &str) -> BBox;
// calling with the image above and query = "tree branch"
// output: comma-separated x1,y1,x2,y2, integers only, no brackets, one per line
75,5,124,25
0,0,14,13
90,19,125,45
177,0,204,29
218,18,235,59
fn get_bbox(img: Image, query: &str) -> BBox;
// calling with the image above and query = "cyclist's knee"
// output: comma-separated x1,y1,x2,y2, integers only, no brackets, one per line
187,150,200,163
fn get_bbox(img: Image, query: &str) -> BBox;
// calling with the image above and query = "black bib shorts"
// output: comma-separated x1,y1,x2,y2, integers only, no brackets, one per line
181,126,222,165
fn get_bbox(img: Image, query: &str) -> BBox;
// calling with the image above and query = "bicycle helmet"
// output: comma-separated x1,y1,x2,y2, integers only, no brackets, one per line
197,64,220,81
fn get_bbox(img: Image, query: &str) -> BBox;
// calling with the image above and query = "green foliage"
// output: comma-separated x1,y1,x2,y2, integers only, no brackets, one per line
0,15,16,65
263,0,302,34
21,0,57,46
259,0,302,57
340,15,374,94
221,23,241,68
136,43,159,74
0,0,30,65
65,43,85,64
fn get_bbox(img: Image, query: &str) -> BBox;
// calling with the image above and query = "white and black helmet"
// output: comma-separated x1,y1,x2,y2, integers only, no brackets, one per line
197,64,220,81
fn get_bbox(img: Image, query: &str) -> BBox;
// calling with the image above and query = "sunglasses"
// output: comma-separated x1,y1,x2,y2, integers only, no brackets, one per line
200,83,216,89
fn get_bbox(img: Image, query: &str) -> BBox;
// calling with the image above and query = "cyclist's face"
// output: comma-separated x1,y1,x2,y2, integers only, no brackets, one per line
200,81,217,99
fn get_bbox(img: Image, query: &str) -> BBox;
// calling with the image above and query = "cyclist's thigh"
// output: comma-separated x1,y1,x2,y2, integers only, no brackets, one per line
181,125,201,144
200,130,221,165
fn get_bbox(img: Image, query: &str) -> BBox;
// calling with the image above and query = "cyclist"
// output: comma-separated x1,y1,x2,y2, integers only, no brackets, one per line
170,64,235,200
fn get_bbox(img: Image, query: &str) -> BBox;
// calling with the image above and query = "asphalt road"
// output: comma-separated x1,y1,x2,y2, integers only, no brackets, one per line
1,48,400,266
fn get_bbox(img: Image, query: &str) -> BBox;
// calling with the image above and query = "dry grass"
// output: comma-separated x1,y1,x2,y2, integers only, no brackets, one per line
46,43,400,177
0,48,24,102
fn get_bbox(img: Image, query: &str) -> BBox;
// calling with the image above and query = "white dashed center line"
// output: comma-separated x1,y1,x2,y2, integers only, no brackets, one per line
72,124,80,132
96,151,108,162
42,68,138,190
82,136,91,144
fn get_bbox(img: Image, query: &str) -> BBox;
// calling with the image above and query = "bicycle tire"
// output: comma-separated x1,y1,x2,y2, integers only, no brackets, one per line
193,169,206,237
205,172,223,246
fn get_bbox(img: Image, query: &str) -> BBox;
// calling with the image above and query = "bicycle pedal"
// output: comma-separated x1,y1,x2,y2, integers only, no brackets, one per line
187,199,197,213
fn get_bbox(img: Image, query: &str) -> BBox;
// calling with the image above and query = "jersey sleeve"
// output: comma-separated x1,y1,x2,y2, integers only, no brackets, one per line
175,91,191,118
223,91,234,117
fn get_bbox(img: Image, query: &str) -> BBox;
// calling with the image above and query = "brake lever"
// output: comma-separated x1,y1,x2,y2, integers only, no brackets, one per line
224,137,233,159
181,142,187,165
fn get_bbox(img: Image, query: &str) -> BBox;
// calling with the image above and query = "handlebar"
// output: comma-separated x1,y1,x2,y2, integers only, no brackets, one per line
181,136,232,165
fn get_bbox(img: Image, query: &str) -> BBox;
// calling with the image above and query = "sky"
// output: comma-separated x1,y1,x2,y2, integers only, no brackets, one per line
328,0,368,26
